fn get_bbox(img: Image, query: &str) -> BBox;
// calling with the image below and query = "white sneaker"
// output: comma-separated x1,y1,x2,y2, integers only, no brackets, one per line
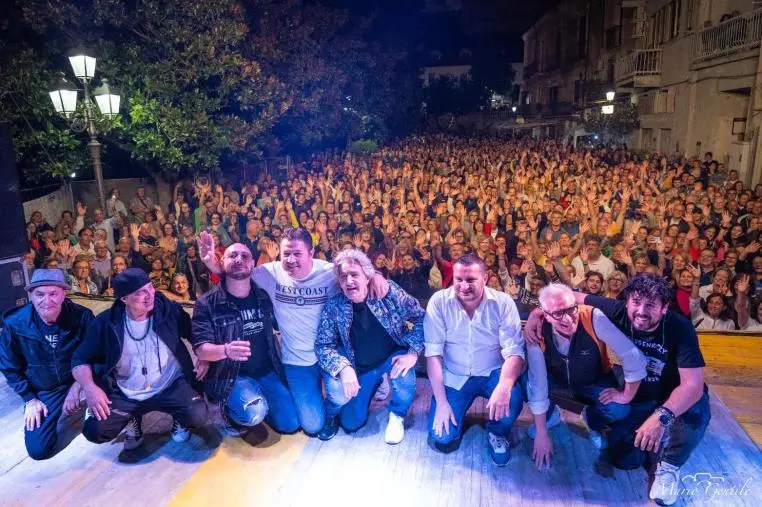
375,374,391,401
487,432,511,466
580,406,607,450
123,417,144,451
649,461,680,506
384,412,405,445
527,406,562,439
171,419,191,443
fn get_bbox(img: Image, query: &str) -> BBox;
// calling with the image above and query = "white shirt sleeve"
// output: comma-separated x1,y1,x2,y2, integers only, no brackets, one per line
526,343,550,415
591,308,647,383
424,292,447,358
252,263,275,295
499,295,525,360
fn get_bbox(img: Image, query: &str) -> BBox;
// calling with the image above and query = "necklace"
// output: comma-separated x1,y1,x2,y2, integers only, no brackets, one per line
126,316,155,388
126,315,152,341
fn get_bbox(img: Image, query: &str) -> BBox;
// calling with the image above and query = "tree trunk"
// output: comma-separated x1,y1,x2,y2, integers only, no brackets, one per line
143,167,174,210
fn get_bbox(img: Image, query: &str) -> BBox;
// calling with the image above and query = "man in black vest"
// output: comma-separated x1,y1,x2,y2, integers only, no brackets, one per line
526,274,711,506
0,269,94,460
524,283,647,471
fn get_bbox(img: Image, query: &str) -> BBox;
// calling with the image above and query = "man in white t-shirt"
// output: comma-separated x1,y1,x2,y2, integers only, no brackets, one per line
73,269,209,459
571,234,615,281
199,228,388,438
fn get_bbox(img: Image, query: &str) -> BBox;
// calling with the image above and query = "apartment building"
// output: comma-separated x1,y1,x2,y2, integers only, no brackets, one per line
522,0,638,138
618,0,762,184
523,0,762,183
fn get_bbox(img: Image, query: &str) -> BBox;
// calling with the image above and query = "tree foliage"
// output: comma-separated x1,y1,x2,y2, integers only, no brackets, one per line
0,0,421,184
583,102,640,142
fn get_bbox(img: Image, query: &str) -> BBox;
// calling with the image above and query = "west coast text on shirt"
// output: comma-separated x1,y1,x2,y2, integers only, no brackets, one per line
253,259,340,365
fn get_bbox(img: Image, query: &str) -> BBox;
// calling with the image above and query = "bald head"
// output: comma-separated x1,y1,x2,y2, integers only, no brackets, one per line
222,243,254,280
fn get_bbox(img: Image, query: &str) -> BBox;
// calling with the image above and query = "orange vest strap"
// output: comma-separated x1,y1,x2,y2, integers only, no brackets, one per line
577,305,615,372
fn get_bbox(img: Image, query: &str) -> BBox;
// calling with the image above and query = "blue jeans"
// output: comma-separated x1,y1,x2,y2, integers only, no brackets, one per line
283,363,326,435
606,391,711,469
324,350,417,432
544,372,631,431
427,368,523,452
225,373,301,434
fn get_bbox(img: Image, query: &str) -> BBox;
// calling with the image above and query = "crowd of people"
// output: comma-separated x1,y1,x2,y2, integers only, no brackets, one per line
20,136,762,332
2,134,753,505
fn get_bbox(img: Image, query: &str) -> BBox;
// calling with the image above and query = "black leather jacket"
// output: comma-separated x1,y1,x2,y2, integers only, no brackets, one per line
190,280,283,403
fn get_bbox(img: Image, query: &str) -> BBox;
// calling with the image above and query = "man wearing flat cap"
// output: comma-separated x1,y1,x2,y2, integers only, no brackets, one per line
0,269,94,460
72,268,209,457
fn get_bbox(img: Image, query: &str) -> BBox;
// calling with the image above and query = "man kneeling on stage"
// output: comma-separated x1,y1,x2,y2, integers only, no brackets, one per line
0,269,94,460
72,268,208,458
526,274,711,505
316,249,425,444
524,283,647,470
191,243,300,437
424,254,524,466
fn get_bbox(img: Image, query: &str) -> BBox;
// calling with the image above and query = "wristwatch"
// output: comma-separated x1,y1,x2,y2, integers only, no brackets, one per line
655,406,676,427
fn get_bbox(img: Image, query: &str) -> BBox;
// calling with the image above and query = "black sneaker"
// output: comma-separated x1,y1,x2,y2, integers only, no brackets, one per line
317,417,339,441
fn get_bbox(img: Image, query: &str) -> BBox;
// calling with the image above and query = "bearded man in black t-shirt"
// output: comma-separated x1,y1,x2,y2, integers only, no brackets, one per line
526,273,710,506
191,243,300,437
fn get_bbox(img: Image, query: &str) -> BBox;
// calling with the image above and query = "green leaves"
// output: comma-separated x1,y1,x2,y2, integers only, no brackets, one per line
583,102,640,142
1,0,420,182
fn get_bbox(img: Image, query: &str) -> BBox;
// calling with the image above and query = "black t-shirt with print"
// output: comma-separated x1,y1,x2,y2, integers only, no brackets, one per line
584,295,706,403
229,292,272,378
33,311,60,349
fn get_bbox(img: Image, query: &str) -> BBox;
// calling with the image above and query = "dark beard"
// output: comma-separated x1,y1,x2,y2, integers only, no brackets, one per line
227,271,251,280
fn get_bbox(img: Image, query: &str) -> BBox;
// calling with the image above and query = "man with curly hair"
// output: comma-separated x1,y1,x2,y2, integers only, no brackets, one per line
525,273,710,506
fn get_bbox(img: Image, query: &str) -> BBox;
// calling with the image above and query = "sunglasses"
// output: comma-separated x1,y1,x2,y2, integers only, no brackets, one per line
541,304,579,321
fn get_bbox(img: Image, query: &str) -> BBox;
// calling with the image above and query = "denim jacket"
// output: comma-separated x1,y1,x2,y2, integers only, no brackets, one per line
191,280,282,403
315,280,425,378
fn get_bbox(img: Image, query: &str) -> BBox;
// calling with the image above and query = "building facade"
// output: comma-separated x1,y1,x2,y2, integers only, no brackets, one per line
523,0,762,184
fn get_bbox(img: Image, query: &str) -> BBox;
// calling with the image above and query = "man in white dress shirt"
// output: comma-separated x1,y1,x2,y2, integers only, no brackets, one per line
424,253,524,466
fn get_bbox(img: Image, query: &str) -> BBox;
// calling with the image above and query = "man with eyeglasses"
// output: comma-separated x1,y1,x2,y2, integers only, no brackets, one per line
525,274,710,506
524,283,647,471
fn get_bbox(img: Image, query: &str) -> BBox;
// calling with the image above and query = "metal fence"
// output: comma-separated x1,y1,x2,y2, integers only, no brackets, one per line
615,49,663,82
693,8,762,61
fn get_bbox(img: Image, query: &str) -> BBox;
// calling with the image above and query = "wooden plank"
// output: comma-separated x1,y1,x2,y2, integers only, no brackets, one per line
1,370,762,506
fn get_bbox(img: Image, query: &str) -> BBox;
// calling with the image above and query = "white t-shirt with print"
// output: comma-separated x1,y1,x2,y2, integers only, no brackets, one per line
253,259,340,366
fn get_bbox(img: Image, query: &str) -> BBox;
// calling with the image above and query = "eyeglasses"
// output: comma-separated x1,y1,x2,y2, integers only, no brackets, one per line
541,304,579,321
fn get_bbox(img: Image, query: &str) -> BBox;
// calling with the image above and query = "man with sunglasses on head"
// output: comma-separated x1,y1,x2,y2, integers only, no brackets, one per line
524,283,647,471
525,274,710,506
191,243,300,437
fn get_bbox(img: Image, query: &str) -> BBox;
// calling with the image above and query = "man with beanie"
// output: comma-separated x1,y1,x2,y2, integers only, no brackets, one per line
0,269,94,460
72,268,209,458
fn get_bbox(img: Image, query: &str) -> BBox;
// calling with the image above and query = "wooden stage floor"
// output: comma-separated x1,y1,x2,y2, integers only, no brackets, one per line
0,333,761,506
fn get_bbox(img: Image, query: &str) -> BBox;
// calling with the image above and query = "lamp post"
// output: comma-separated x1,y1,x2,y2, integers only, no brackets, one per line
49,49,121,211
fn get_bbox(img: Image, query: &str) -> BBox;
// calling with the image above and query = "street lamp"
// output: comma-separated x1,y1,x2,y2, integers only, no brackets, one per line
511,106,517,113
606,90,615,102
49,49,121,211
602,104,615,114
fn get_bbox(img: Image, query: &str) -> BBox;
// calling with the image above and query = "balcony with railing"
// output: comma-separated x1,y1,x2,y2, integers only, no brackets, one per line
693,8,762,61
615,49,662,88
